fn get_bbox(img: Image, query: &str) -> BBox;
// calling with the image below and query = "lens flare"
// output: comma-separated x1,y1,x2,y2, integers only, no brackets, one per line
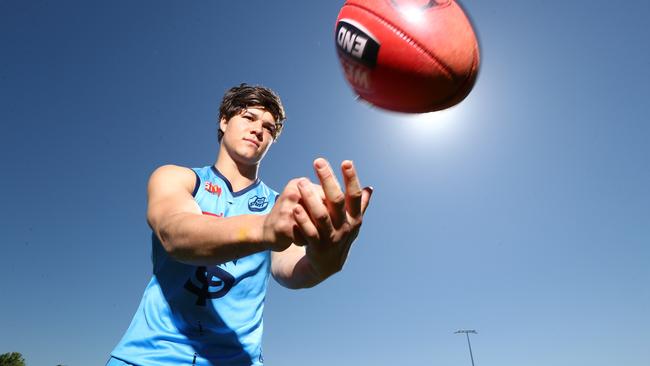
401,106,465,139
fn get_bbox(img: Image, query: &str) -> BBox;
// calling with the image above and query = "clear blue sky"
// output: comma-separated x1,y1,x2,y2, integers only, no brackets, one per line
1,1,648,365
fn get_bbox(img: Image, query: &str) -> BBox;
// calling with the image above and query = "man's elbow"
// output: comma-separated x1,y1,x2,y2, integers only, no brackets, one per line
157,225,194,262
158,226,176,254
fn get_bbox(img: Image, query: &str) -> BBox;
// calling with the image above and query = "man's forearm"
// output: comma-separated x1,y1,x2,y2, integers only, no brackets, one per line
272,248,325,289
156,213,268,266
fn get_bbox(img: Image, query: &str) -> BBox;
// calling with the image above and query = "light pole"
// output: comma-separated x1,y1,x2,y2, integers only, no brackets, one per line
455,329,478,366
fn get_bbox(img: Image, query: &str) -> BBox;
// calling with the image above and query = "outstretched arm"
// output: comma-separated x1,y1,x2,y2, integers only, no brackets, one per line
148,165,301,266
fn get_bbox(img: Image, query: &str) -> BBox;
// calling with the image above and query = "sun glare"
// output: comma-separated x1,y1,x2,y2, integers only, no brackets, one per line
399,105,465,142
398,6,426,25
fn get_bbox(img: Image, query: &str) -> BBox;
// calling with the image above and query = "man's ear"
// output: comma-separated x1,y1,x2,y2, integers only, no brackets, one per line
219,117,228,135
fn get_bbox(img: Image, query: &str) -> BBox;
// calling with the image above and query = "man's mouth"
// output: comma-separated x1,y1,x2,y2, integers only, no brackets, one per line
243,138,260,148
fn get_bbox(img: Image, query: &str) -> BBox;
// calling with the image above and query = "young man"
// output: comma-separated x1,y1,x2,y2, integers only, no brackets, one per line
107,84,373,366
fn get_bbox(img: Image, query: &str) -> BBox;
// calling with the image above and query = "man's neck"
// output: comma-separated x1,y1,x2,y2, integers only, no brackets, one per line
214,150,259,192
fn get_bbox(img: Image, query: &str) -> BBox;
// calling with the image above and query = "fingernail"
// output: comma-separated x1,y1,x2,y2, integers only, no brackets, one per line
314,158,325,169
342,160,353,170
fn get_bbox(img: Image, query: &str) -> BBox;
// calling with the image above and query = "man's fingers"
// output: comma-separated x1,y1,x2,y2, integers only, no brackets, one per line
292,220,309,247
308,182,326,202
292,205,319,245
341,160,363,218
360,186,373,215
279,178,303,203
313,158,346,227
297,178,334,239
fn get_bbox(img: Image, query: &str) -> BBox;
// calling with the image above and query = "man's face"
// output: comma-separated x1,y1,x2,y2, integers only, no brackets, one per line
220,106,277,166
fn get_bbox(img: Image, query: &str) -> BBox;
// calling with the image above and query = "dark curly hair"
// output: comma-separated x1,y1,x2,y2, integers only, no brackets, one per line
218,84,286,142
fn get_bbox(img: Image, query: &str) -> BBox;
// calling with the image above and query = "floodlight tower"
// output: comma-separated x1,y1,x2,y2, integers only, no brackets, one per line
454,329,478,366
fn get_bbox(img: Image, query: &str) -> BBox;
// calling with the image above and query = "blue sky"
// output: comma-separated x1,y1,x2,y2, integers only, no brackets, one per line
1,0,648,365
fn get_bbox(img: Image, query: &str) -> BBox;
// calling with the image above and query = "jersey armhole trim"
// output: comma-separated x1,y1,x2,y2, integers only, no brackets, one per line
191,169,201,197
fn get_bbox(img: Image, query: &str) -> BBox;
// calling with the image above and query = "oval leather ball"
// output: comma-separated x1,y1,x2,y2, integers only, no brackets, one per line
335,0,480,113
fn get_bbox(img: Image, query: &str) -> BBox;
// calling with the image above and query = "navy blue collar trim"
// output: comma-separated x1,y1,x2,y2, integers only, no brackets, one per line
210,166,261,197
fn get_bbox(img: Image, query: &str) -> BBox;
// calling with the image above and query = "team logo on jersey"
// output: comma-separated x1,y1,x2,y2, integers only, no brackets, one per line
204,182,222,196
184,266,235,306
248,195,269,212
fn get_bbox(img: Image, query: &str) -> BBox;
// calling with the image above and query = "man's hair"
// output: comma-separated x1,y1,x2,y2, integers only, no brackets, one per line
218,83,286,142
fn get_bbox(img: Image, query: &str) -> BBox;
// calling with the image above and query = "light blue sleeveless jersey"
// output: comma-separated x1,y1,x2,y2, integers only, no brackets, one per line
110,166,278,366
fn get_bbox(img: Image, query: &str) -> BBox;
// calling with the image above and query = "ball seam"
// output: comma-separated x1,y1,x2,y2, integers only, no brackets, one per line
427,43,479,111
344,2,456,81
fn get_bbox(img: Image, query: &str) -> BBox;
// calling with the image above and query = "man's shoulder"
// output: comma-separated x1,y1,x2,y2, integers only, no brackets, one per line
152,164,196,175
148,164,201,195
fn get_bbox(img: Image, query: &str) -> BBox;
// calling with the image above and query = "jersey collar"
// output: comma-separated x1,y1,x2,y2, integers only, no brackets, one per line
210,166,261,197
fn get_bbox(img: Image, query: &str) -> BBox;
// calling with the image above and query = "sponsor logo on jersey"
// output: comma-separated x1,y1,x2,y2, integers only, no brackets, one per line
248,195,269,212
204,181,222,196
336,19,380,68
184,266,235,306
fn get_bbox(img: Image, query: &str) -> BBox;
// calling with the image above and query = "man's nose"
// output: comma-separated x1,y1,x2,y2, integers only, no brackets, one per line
250,122,263,139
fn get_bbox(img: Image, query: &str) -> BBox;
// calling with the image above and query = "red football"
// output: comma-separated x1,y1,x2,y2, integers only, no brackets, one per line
335,0,480,113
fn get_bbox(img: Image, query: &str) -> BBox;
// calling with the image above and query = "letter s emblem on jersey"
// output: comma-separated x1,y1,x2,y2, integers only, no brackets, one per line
184,266,235,306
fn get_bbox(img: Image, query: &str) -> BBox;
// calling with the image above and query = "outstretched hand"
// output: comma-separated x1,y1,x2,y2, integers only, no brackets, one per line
293,158,373,280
